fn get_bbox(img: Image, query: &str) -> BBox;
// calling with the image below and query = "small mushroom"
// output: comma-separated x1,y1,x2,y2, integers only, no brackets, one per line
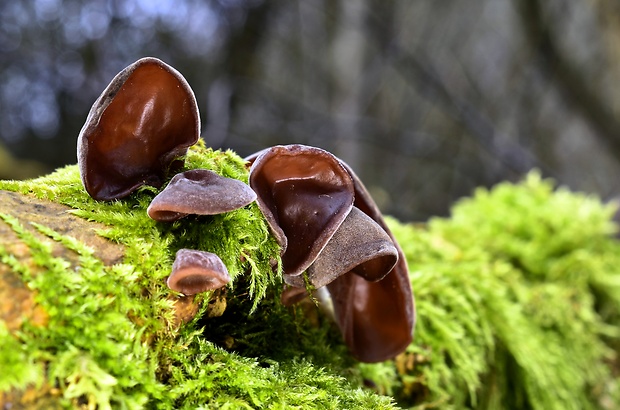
147,169,257,222
248,144,355,277
78,57,200,200
284,207,398,288
167,249,231,295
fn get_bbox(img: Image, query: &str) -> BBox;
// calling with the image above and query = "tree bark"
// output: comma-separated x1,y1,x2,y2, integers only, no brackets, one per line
0,189,208,409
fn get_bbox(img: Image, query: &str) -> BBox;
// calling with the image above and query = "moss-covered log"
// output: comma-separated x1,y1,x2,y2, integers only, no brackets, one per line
2,143,620,409
0,144,395,409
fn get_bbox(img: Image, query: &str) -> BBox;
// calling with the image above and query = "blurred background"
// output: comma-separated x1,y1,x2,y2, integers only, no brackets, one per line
1,0,620,221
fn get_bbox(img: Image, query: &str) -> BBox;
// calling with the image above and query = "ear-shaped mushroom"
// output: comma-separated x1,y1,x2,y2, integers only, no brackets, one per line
147,169,257,222
248,145,355,277
284,207,398,288
78,57,200,200
326,268,411,362
325,160,415,363
167,249,231,295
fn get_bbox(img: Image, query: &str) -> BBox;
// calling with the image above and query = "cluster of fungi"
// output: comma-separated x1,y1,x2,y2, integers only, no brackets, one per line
77,57,415,363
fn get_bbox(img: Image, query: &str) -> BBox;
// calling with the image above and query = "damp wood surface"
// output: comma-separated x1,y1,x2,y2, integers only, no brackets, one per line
0,189,200,409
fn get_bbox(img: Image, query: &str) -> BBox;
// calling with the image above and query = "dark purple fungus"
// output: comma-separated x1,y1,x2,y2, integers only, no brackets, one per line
77,57,200,200
285,207,398,288
147,169,257,222
326,270,412,362
324,160,415,363
247,145,415,362
248,144,355,277
167,249,231,295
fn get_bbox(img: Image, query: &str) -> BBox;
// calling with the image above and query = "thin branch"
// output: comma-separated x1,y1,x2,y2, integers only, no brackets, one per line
385,41,547,176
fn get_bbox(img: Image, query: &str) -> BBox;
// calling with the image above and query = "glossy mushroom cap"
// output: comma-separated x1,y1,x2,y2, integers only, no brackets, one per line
248,144,355,277
284,207,398,288
147,169,257,222
167,249,231,295
248,145,414,362
78,57,200,200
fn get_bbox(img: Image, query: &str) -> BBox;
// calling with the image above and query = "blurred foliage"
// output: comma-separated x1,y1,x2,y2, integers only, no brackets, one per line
387,172,620,409
3,0,620,220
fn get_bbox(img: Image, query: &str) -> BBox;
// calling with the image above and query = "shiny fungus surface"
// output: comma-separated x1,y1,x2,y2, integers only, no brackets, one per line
325,160,416,362
78,57,200,200
248,144,355,277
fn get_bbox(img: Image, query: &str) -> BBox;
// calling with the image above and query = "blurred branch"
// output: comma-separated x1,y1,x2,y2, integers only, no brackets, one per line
385,43,545,176
361,5,547,178
206,1,273,148
518,0,620,160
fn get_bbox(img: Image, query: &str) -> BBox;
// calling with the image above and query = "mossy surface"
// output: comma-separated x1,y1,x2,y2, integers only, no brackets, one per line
2,148,620,410
0,142,394,409
386,172,620,409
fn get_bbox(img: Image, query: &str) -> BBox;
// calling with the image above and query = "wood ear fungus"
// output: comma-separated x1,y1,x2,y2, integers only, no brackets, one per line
248,144,355,278
325,160,415,362
78,57,200,200
167,249,231,295
147,169,257,222
284,207,398,289
248,145,415,363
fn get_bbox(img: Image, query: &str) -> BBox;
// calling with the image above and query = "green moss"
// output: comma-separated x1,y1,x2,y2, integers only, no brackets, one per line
0,142,393,409
166,330,395,409
0,141,279,309
385,171,620,409
2,151,620,410
0,321,41,391
0,212,163,408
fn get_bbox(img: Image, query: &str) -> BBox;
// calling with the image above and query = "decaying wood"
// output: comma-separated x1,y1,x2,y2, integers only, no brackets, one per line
0,189,219,329
0,189,227,408
0,190,129,408
0,190,125,332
